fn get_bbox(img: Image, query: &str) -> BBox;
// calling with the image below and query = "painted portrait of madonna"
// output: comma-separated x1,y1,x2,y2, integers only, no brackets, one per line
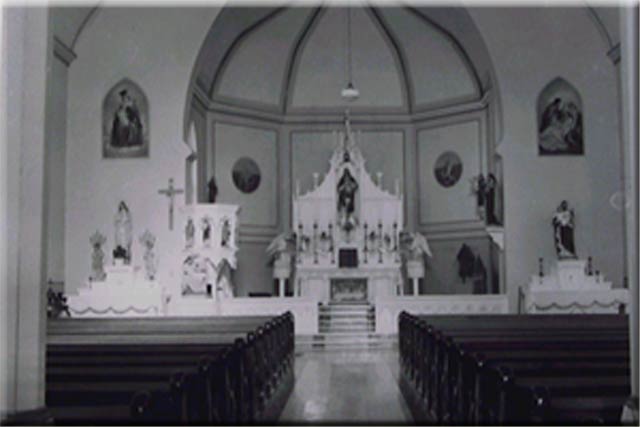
102,79,149,158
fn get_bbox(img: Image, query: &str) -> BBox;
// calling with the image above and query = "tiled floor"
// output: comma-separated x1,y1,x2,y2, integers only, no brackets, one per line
279,349,413,424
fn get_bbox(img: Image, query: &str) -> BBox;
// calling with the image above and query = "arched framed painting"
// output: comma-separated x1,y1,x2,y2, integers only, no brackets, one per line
537,78,584,155
102,79,149,158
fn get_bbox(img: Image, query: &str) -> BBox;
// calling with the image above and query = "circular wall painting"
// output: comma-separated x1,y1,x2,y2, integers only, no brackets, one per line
434,151,463,188
232,157,261,194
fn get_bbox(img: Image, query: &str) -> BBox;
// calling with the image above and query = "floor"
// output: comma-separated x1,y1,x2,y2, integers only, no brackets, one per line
278,348,413,424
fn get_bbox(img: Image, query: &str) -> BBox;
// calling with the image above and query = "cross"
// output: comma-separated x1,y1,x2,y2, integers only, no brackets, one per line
158,178,184,230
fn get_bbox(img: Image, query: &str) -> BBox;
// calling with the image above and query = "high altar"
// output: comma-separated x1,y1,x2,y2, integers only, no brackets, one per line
291,117,404,304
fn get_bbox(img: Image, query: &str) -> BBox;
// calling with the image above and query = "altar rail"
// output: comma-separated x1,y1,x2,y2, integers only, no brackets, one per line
375,295,509,334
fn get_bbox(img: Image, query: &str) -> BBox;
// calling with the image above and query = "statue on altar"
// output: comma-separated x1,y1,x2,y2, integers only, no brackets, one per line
114,201,132,264
400,231,432,261
552,200,577,259
90,231,107,281
337,168,358,232
139,230,157,281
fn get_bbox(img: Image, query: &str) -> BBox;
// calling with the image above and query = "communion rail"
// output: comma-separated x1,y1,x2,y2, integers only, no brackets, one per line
46,313,294,424
398,312,630,425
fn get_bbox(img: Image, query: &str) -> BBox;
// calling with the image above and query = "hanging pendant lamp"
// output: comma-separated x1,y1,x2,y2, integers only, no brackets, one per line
341,7,359,102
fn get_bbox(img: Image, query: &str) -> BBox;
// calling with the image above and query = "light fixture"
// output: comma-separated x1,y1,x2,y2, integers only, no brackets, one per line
341,7,359,102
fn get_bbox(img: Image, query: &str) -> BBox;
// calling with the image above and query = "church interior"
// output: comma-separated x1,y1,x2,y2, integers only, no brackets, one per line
1,3,638,425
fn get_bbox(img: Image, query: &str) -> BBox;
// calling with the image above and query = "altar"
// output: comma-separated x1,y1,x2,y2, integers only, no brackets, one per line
283,114,415,304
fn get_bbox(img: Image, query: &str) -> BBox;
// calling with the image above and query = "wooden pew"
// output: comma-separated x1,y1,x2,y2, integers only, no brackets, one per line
398,312,630,425
45,313,295,425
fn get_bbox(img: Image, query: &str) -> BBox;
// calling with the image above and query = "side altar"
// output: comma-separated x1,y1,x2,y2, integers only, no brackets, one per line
288,116,407,304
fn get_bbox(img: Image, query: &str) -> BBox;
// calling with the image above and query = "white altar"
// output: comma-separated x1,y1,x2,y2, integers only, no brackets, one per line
523,259,629,314
291,116,405,304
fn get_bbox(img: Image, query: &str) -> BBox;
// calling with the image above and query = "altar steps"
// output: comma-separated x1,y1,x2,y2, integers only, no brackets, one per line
298,303,396,350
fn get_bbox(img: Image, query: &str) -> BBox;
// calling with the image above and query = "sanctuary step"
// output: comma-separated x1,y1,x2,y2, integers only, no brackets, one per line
298,303,395,350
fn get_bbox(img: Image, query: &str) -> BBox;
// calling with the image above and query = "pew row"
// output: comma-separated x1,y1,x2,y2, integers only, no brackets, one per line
398,312,630,425
46,313,294,425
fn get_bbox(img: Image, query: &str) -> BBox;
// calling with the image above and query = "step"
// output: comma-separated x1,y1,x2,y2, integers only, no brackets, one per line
319,326,375,333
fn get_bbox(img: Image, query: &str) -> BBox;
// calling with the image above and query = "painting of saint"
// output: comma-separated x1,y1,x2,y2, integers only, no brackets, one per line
232,157,261,193
434,151,463,188
103,79,149,158
537,78,584,155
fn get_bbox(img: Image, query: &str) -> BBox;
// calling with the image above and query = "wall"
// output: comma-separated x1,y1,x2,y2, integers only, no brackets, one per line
468,7,625,309
65,8,221,294
63,7,625,309
44,53,68,287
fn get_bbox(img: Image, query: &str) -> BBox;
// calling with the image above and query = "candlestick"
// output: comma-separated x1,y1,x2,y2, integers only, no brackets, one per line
313,173,319,189
363,223,368,264
329,223,334,264
538,258,544,285
313,222,318,264
587,257,593,276
378,222,383,264
395,179,400,196
376,172,383,188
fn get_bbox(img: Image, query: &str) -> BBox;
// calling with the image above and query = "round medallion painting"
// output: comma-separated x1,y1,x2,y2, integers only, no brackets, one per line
434,151,463,188
232,157,261,194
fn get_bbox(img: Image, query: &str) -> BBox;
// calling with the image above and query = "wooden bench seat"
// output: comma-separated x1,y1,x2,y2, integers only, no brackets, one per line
398,311,631,425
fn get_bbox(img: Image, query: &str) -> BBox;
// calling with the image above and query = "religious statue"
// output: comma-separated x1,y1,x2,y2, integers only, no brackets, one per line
337,168,358,232
472,174,486,219
114,201,132,264
207,176,218,204
139,230,157,281
202,217,212,246
266,232,296,264
485,173,499,225
400,231,432,261
221,218,231,247
185,218,195,249
89,231,106,281
552,200,577,259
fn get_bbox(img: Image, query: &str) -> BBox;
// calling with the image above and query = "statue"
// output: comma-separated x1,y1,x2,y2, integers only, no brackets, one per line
185,218,195,249
114,201,132,264
221,218,231,247
552,200,577,259
89,231,106,281
337,168,358,232
400,231,433,260
202,217,212,246
139,230,157,281
472,174,486,219
266,232,296,264
207,176,218,204
485,173,499,225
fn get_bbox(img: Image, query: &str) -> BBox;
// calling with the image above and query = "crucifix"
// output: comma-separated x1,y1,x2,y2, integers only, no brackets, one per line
158,178,184,230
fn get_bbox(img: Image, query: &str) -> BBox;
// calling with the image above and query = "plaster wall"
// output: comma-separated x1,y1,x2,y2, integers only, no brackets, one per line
45,56,68,285
468,7,624,309
62,6,625,309
65,7,221,294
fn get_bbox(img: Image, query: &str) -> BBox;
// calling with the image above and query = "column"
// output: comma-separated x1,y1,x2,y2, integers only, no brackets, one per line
620,6,638,400
1,6,52,420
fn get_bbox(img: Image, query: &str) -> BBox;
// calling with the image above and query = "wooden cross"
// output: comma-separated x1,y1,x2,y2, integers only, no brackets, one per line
158,178,184,230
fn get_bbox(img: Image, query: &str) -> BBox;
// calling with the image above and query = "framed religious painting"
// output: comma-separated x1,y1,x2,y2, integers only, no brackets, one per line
231,157,261,193
102,79,149,158
537,77,584,155
434,151,463,188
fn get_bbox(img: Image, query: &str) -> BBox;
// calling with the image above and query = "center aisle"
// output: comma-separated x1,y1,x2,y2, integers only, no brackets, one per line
278,349,413,424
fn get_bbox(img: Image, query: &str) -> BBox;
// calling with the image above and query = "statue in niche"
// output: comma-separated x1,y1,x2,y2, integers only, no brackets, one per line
139,230,157,281
114,201,132,264
485,173,499,225
207,176,218,204
202,217,212,247
89,231,107,281
552,200,577,259
337,168,359,232
221,218,231,247
185,218,195,249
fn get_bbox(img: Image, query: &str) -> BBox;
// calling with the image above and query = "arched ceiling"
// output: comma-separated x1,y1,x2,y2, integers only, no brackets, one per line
203,6,485,114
